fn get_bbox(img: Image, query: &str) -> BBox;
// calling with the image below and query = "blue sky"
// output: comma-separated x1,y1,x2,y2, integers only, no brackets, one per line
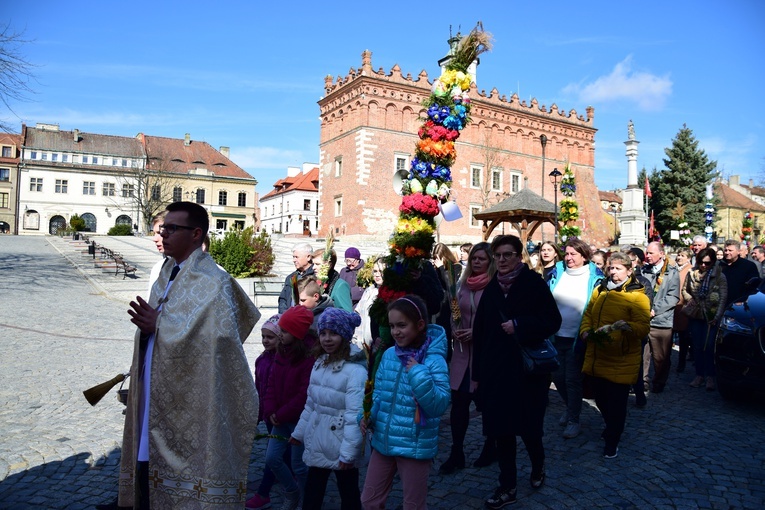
3,1,764,193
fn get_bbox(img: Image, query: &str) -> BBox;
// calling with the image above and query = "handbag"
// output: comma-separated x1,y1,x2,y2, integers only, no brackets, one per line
519,338,560,375
500,310,560,374
681,299,702,319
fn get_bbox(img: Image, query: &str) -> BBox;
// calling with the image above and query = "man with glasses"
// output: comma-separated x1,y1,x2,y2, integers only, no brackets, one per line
339,246,364,306
721,240,760,305
640,242,681,394
120,201,262,509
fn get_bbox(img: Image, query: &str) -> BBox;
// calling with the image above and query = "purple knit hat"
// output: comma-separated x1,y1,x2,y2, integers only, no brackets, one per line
261,313,282,339
317,307,362,342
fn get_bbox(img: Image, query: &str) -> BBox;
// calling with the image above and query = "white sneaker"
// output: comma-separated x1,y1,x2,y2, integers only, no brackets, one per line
562,421,581,439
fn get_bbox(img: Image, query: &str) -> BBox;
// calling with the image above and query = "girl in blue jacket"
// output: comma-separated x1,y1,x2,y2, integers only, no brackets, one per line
359,295,450,509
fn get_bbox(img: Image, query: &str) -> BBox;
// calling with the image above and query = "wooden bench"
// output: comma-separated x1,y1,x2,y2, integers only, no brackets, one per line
114,256,137,279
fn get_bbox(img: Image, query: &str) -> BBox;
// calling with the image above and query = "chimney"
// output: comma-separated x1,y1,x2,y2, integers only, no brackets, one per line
730,175,740,187
184,133,191,146
73,129,80,142
219,146,230,158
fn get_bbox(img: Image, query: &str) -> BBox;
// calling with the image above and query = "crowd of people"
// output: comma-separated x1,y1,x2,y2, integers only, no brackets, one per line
113,206,764,510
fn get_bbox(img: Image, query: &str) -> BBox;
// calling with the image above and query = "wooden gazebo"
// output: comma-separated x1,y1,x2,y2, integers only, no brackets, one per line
474,187,558,245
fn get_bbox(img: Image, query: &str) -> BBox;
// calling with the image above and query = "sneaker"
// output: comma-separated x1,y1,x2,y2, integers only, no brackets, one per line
485,486,517,508
245,494,271,510
603,446,618,459
558,411,568,426
635,392,647,408
279,489,300,510
690,376,704,388
705,377,716,391
562,421,580,439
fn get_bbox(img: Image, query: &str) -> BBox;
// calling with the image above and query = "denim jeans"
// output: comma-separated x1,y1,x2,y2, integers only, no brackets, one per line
552,336,583,423
265,423,307,494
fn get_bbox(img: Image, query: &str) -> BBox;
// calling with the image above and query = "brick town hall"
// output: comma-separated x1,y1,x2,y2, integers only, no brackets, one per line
317,36,610,246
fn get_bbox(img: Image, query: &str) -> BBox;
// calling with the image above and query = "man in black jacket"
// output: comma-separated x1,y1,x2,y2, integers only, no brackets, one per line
278,242,315,312
722,240,760,305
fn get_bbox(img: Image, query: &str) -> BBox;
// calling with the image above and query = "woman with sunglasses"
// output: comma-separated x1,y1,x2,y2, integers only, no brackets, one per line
472,235,561,508
682,247,728,391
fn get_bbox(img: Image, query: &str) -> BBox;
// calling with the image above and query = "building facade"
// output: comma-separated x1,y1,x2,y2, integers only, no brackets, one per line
714,180,765,244
317,47,610,245
17,124,256,235
259,164,319,236
0,133,21,234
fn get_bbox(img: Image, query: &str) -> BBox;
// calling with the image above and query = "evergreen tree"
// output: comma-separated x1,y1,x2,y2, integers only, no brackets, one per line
652,125,718,241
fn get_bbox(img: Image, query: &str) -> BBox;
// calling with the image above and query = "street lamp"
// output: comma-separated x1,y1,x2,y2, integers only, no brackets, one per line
549,168,562,244
540,134,547,241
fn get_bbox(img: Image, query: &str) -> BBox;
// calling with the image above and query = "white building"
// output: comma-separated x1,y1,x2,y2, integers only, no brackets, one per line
259,164,319,236
17,123,257,235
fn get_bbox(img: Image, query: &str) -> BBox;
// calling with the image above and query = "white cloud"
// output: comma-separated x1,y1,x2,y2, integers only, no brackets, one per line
562,56,672,111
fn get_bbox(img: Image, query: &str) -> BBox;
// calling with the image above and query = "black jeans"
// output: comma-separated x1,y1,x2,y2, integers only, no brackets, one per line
592,377,630,450
302,466,361,510
496,434,544,490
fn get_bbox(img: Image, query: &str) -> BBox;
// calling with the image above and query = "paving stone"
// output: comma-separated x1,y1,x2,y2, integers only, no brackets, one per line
2,235,765,509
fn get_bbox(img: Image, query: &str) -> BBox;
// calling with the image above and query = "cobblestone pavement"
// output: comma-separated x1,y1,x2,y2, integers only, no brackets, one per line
1,235,764,509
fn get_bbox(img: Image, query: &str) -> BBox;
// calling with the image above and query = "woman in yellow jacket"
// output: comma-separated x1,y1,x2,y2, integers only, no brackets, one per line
580,252,651,459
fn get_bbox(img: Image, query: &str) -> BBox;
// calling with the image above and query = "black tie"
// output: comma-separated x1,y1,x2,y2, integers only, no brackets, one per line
169,265,180,281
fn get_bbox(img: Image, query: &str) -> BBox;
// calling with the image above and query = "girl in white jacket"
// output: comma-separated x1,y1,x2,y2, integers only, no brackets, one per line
291,307,367,510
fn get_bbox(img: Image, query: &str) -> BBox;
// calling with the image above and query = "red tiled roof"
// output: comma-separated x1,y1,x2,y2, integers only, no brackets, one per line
261,167,319,199
741,183,765,198
715,182,765,212
142,134,254,180
598,190,622,203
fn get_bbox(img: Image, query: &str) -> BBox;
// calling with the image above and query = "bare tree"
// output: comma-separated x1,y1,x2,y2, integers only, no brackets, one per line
0,24,37,133
111,149,186,232
477,129,507,209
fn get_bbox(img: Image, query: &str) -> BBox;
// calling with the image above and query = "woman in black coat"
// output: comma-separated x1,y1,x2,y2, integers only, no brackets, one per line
472,235,562,509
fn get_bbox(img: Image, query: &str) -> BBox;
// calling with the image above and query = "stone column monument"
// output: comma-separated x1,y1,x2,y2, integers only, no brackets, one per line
617,120,647,246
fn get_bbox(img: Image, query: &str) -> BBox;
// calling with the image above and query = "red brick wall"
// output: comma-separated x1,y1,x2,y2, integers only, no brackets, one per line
318,52,610,246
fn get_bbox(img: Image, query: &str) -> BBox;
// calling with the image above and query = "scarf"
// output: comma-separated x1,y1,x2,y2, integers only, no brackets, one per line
466,272,491,292
606,279,626,290
394,334,432,425
698,266,714,300
497,263,525,293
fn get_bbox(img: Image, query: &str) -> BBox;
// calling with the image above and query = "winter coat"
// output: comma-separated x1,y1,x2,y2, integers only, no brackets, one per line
682,265,728,323
278,265,315,313
547,260,604,346
261,343,316,425
673,263,692,331
292,347,367,469
339,262,365,305
325,270,354,312
353,285,378,349
472,266,562,438
309,295,335,337
254,350,276,423
580,276,652,385
641,260,681,328
449,281,486,392
366,324,450,460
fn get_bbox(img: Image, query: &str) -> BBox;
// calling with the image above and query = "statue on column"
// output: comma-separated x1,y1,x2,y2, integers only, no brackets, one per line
628,119,635,140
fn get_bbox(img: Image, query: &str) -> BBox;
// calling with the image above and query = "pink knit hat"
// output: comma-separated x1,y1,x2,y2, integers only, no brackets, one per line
261,314,282,339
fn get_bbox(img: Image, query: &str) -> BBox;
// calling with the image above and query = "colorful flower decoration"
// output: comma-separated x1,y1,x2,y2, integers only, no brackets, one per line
704,203,715,241
363,24,492,422
741,211,753,244
677,221,692,246
557,163,581,243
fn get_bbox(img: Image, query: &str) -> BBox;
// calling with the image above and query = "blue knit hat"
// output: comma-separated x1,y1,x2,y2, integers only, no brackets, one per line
317,307,361,342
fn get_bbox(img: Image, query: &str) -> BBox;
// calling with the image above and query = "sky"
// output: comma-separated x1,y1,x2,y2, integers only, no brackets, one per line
3,1,764,193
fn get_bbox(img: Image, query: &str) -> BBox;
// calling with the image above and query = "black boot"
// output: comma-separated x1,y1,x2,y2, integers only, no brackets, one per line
473,437,497,467
439,449,465,475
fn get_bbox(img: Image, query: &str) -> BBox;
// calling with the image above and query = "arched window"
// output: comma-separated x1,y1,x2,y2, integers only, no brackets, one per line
81,213,97,232
115,214,132,226
49,215,66,235
0,221,10,233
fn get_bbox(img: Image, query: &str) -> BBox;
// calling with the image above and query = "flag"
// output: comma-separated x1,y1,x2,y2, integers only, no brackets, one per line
644,177,652,198
649,210,655,238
